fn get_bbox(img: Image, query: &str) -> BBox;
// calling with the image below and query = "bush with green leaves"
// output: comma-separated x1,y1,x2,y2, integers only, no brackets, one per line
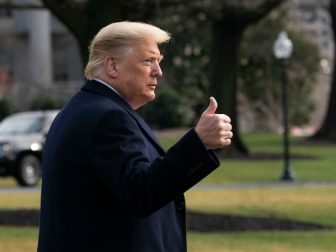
0,98,17,121
147,7,319,131
30,96,65,111
154,9,211,126
139,85,194,129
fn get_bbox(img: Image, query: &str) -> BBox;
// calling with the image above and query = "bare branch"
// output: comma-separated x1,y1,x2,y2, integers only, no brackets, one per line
190,0,287,24
242,0,287,24
40,0,88,42
158,0,194,7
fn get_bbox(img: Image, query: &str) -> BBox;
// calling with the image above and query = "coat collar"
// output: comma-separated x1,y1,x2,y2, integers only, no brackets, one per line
81,80,165,155
81,79,131,110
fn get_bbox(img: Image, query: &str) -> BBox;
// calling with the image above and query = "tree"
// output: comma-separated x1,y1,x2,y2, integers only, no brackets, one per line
39,0,200,64
40,1,287,155
142,6,213,128
147,1,287,156
40,0,143,62
312,0,336,141
1,0,288,151
239,11,320,132
201,0,287,156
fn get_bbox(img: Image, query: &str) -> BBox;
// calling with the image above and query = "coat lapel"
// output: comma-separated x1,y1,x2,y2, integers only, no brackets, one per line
81,80,165,155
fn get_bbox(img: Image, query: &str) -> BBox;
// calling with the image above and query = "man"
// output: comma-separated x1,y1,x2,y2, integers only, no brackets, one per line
37,21,232,252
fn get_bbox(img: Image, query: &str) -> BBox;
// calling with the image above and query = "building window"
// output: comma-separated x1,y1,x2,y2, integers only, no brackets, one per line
0,9,12,18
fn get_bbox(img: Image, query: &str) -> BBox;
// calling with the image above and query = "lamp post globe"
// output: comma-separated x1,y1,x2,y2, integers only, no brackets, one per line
273,31,295,181
273,32,293,59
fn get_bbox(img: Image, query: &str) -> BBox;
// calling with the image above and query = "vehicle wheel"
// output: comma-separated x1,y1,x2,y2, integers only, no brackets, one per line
16,155,41,187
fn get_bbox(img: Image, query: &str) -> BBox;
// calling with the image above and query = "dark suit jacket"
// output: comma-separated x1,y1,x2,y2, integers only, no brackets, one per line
37,80,220,252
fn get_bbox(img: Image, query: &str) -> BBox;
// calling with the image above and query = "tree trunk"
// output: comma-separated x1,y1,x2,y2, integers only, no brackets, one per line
311,0,336,141
208,20,249,156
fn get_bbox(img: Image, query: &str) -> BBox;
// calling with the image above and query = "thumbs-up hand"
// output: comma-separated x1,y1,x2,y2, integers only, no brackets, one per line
203,96,218,115
195,97,233,149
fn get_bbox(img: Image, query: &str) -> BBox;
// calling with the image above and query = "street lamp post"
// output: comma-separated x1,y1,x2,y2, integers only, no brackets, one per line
273,32,295,181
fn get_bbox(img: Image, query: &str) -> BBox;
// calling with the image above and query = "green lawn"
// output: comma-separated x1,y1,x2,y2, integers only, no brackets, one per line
186,186,336,227
185,184,336,252
188,231,336,252
0,192,40,209
1,132,336,252
172,132,336,251
0,227,38,252
1,227,335,252
0,178,19,188
161,132,336,183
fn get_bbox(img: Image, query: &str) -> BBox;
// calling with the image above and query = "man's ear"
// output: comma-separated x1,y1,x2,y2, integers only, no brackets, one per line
104,56,118,78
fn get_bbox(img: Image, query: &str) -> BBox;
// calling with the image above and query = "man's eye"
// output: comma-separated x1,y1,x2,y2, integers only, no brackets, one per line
143,58,162,66
143,59,154,65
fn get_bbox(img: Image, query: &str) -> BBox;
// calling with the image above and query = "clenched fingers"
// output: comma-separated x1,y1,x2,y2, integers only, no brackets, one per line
195,113,233,149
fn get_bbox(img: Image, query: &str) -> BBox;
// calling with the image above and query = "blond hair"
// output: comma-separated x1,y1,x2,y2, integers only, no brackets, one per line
84,21,171,80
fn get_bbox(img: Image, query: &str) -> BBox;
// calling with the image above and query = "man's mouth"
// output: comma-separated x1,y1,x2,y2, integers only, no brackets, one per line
148,84,157,89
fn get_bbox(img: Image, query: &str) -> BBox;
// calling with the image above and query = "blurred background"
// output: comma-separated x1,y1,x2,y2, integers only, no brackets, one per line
0,0,336,251
0,0,332,132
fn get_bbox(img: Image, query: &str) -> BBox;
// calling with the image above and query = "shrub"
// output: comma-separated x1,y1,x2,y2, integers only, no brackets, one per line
139,85,193,129
0,98,17,121
30,96,64,111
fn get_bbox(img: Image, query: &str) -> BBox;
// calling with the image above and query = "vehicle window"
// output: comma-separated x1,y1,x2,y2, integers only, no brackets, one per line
0,114,46,135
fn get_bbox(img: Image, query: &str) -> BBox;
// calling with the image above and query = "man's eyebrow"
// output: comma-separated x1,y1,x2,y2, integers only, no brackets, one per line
145,54,164,61
147,49,162,57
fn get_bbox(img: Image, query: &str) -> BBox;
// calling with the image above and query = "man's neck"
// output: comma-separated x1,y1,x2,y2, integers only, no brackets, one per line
93,77,121,96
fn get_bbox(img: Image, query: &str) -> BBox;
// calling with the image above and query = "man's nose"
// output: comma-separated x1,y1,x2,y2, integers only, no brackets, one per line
152,61,163,77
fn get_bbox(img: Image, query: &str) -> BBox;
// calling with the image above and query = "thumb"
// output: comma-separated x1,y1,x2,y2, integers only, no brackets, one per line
203,97,217,115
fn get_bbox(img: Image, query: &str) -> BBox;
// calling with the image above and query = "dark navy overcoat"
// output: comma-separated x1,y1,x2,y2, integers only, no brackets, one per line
37,80,219,252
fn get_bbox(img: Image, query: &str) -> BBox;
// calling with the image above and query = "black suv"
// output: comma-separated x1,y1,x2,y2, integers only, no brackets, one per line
0,110,58,187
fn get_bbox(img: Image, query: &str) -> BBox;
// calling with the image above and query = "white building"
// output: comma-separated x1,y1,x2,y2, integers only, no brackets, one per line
0,0,82,109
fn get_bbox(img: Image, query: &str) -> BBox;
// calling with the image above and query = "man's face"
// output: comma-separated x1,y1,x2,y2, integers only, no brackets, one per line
114,39,163,109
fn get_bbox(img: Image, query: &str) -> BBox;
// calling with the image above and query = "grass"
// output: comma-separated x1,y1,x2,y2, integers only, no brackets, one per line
185,186,336,227
0,192,40,209
0,227,38,252
0,192,40,252
1,132,336,252
1,228,335,252
185,185,336,252
0,178,19,188
160,131,336,183
188,231,336,252
174,131,336,251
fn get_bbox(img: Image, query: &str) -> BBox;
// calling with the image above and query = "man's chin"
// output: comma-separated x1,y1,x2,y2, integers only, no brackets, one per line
137,93,155,109
148,92,156,101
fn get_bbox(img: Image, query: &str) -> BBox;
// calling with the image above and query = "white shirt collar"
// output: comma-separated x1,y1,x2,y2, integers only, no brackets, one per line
93,77,121,97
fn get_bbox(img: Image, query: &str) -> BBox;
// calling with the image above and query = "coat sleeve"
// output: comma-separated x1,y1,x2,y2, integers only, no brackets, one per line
89,109,220,217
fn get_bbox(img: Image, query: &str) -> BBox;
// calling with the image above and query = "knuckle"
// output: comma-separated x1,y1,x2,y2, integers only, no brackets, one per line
224,115,231,123
215,115,222,123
